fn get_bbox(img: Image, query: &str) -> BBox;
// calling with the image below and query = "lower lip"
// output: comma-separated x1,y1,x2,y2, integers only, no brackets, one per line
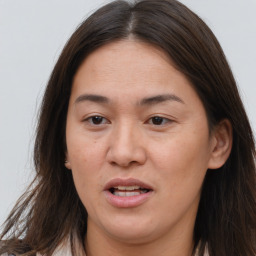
103,190,153,208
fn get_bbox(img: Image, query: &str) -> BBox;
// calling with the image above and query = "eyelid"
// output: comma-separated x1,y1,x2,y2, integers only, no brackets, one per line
82,114,175,127
83,115,110,126
146,115,174,126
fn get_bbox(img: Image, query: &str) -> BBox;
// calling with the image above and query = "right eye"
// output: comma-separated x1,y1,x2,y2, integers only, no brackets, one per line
84,116,109,126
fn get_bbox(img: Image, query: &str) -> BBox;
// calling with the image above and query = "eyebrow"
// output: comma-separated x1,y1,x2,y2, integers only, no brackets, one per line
74,93,184,105
139,94,184,105
75,94,109,104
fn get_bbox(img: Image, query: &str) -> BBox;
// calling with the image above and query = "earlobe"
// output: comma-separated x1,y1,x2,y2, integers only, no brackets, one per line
65,160,71,169
65,154,72,169
208,119,233,169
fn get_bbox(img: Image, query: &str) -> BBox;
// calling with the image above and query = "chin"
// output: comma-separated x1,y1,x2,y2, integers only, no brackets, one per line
99,215,162,244
107,227,156,245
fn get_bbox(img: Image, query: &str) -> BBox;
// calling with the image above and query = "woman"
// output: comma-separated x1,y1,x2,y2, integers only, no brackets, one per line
1,0,255,255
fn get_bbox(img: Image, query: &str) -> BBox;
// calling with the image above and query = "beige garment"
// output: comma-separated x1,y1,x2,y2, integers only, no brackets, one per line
36,242,73,256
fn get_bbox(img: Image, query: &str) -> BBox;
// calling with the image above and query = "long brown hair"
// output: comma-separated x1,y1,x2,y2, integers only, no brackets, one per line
1,0,255,255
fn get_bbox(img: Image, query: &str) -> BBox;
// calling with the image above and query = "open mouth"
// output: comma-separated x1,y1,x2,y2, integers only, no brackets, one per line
104,179,153,207
109,185,151,197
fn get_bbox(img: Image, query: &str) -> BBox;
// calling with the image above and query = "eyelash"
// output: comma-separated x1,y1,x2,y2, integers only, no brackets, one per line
147,116,172,126
83,115,173,126
84,116,109,126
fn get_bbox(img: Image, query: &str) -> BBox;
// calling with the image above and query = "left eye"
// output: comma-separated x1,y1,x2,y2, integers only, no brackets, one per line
84,116,109,125
148,116,171,125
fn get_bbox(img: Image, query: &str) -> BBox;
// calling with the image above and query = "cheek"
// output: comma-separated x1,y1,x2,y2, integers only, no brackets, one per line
66,136,106,202
147,135,210,221
150,127,211,189
67,132,105,167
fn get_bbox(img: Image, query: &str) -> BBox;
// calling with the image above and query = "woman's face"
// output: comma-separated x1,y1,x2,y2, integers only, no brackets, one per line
66,40,216,245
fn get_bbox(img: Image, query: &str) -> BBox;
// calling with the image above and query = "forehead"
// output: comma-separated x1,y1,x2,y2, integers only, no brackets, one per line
71,40,202,109
75,40,173,81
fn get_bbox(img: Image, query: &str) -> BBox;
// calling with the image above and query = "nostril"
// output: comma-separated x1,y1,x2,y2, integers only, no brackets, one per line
106,143,147,167
110,160,139,168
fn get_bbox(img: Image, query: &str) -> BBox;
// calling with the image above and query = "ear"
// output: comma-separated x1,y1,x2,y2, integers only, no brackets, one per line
208,119,233,169
65,153,72,170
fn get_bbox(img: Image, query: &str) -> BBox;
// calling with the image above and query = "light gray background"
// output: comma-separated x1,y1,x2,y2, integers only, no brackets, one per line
0,0,255,226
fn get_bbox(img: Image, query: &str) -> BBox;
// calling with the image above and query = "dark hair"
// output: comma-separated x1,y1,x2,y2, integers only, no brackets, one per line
1,0,255,255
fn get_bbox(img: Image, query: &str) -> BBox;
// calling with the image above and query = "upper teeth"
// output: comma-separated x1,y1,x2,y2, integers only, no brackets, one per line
114,186,141,190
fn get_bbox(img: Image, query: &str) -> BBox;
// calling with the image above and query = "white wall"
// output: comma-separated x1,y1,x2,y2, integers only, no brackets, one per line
0,0,255,227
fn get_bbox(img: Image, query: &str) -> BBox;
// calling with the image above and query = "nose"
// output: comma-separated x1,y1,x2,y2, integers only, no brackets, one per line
106,123,147,167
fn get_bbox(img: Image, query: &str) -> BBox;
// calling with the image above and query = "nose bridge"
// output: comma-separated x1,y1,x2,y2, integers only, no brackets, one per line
107,119,146,167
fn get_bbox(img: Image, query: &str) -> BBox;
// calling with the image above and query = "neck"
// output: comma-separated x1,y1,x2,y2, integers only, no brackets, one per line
85,219,195,256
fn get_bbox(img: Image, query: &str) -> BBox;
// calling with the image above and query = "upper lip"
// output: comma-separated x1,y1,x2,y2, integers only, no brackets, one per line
104,178,153,191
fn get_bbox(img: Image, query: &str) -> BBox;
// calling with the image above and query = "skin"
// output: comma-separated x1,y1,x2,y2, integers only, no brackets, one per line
65,40,232,256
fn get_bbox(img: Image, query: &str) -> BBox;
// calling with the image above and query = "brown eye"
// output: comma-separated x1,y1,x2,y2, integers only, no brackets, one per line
148,116,171,126
151,116,164,125
85,116,108,125
92,116,104,124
